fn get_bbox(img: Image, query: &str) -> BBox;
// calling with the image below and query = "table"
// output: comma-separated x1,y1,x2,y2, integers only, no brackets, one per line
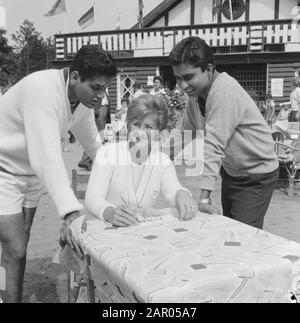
71,209,300,303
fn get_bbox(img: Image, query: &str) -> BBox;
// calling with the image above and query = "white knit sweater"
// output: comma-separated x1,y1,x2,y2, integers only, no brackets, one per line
0,69,102,218
85,141,190,220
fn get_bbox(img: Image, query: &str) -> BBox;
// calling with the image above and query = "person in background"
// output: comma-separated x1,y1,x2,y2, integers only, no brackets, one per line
289,77,300,122
0,44,117,302
168,36,279,230
78,92,111,171
149,75,165,96
115,97,129,122
132,83,145,99
263,93,276,126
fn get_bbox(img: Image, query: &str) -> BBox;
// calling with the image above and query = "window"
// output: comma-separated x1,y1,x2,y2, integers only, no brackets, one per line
222,0,246,21
117,74,136,104
218,64,267,101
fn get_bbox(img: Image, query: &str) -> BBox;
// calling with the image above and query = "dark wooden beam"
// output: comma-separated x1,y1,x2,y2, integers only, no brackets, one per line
165,14,169,27
144,0,183,28
215,51,300,65
191,0,195,25
245,0,250,21
275,0,280,20
218,0,222,23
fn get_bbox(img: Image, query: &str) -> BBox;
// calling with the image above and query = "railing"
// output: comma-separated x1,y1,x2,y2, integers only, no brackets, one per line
55,19,298,60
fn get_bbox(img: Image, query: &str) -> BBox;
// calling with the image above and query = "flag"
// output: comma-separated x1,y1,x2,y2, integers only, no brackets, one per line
212,0,222,21
78,6,94,30
138,0,144,28
116,12,121,30
44,0,66,17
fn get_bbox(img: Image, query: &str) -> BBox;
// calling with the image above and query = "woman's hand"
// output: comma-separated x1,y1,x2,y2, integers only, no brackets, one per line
175,190,198,221
103,205,141,227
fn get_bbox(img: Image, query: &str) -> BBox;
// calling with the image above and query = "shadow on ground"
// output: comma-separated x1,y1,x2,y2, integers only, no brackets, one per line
23,258,67,303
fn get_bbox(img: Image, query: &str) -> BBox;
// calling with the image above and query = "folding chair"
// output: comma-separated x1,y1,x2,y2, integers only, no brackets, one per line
272,130,284,155
287,139,300,196
287,122,300,140
288,122,300,132
275,140,300,198
67,169,96,303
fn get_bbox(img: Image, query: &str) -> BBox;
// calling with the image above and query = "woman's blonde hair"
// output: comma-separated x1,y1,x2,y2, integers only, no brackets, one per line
127,94,169,130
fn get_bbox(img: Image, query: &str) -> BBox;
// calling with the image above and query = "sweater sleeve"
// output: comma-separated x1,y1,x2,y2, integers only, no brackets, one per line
22,83,83,218
85,146,115,220
70,105,102,160
200,79,246,191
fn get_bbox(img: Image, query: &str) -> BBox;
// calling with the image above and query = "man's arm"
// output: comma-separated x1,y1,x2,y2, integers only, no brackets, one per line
22,88,83,218
22,80,85,256
70,104,102,159
200,81,246,192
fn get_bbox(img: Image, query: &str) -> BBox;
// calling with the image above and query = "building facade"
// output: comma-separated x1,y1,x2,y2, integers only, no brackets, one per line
53,0,300,111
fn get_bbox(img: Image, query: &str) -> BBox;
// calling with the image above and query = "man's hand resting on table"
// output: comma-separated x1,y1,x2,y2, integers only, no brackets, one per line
175,190,198,221
198,203,221,215
60,211,86,259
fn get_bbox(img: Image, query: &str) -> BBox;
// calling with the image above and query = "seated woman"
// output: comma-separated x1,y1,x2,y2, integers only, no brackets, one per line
85,94,198,227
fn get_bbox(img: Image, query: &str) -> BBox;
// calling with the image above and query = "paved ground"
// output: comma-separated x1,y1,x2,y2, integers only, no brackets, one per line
23,141,300,303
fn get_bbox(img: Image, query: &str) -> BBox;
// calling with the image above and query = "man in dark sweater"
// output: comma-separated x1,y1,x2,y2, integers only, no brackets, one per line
169,37,279,229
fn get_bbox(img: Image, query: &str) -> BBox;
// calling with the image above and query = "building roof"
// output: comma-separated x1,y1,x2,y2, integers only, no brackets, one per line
131,0,184,29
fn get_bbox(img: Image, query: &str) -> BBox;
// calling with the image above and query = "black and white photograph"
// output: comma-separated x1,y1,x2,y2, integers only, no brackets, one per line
0,0,300,305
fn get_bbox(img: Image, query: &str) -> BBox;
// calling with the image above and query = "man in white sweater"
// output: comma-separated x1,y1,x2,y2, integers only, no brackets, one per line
169,37,279,230
0,45,117,302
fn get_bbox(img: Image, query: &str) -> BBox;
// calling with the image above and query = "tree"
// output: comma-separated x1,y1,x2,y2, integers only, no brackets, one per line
0,28,18,90
12,20,54,81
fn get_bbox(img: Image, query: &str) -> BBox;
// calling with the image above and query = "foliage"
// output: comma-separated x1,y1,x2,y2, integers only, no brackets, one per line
11,20,56,82
156,88,188,131
0,28,18,90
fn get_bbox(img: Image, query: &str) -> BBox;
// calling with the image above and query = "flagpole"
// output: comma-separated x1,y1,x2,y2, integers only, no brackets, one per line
229,0,234,51
64,0,67,33
229,0,233,21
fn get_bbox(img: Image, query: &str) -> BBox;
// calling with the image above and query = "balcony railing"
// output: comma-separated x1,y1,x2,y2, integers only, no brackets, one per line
55,19,299,60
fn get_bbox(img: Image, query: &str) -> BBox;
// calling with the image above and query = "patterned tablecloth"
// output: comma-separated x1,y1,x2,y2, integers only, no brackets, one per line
73,209,300,303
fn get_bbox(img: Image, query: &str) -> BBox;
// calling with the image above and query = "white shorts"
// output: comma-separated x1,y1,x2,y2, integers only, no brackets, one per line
0,170,44,215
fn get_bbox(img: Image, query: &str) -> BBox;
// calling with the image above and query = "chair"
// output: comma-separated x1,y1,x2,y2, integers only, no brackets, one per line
67,169,96,303
275,140,300,198
287,139,300,196
272,130,284,155
288,122,300,132
287,122,300,140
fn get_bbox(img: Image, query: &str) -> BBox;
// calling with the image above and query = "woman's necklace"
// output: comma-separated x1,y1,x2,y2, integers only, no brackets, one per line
130,161,154,208
131,163,146,192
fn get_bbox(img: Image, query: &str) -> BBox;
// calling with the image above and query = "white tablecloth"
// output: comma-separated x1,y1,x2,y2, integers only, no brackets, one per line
72,210,300,303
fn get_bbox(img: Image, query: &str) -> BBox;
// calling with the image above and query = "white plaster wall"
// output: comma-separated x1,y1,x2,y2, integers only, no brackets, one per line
250,0,275,21
151,17,165,28
279,0,298,19
168,0,190,26
195,0,214,24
